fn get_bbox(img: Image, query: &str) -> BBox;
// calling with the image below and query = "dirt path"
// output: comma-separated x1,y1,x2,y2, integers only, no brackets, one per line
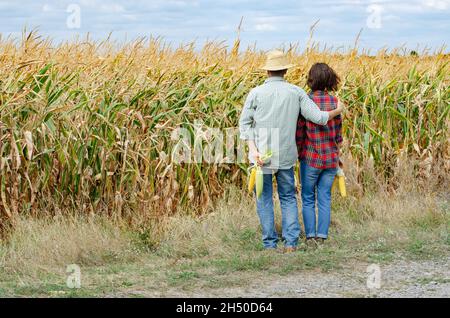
124,259,449,298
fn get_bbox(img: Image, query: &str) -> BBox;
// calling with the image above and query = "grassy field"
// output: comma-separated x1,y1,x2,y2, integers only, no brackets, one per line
0,187,448,297
0,32,449,297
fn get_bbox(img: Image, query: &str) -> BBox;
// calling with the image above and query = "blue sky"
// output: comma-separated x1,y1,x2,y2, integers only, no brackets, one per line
0,0,448,51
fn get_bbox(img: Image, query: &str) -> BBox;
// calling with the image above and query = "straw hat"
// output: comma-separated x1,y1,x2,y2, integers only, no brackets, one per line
261,50,296,71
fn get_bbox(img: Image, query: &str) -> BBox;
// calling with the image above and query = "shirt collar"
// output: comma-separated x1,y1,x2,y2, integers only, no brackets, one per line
311,90,328,95
265,76,286,83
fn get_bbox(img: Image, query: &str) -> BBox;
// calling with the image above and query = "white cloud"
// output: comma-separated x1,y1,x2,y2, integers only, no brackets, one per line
216,25,233,31
383,14,401,21
384,0,450,12
168,0,200,7
42,4,52,12
123,14,138,21
254,23,277,31
423,0,449,10
99,4,125,13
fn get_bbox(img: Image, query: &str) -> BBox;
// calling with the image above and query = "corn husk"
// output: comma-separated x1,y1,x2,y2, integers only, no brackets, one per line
255,167,264,199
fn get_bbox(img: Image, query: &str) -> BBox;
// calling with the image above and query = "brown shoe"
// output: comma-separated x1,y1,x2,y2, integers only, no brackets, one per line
284,246,297,253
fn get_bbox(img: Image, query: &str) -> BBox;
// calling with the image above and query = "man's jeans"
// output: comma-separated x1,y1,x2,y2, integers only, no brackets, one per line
300,161,337,239
256,168,300,249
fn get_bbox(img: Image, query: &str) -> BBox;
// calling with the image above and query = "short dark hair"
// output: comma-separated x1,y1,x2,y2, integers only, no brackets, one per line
267,69,287,77
307,63,340,91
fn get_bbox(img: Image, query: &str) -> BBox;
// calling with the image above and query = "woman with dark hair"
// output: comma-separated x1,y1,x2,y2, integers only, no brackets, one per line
296,63,343,247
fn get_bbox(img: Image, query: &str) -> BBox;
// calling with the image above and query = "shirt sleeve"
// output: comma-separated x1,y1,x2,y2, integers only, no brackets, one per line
298,89,329,125
239,89,257,140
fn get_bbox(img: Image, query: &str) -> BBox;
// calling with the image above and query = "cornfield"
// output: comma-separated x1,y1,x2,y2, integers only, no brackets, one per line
0,31,448,223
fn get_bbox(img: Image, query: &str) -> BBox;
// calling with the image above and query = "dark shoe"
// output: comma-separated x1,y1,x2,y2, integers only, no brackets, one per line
315,237,327,249
305,238,318,249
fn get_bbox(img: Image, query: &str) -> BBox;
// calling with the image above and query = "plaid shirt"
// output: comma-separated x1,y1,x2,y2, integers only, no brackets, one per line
296,91,343,169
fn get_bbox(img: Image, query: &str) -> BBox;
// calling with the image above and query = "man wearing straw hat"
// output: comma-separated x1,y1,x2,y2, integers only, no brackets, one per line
239,50,343,252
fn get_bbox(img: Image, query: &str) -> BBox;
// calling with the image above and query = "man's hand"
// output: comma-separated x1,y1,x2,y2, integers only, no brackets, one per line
248,140,264,166
327,98,345,120
250,150,264,166
336,99,345,115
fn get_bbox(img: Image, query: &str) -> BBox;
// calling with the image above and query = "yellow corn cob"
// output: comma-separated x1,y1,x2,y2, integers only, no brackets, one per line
248,167,256,192
336,168,347,197
255,167,264,199
332,176,338,192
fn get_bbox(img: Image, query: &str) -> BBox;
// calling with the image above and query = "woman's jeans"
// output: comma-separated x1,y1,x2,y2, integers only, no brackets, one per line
256,168,300,249
300,161,337,239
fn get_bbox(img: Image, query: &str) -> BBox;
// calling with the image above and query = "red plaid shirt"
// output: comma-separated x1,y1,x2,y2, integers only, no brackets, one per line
296,91,343,169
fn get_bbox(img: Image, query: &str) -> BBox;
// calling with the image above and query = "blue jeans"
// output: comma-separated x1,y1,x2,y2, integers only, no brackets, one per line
256,168,300,249
300,161,337,239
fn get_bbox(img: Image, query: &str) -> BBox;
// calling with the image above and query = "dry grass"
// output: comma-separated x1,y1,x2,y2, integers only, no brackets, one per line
0,156,447,277
0,185,447,295
157,188,260,258
0,216,136,276
155,184,448,259
154,158,448,259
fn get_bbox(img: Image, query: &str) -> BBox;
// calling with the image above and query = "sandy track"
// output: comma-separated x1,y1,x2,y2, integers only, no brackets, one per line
121,259,449,298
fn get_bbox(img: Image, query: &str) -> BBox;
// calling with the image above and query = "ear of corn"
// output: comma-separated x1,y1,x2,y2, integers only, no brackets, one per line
332,176,338,192
253,150,273,199
255,167,264,199
248,167,257,192
336,168,347,197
